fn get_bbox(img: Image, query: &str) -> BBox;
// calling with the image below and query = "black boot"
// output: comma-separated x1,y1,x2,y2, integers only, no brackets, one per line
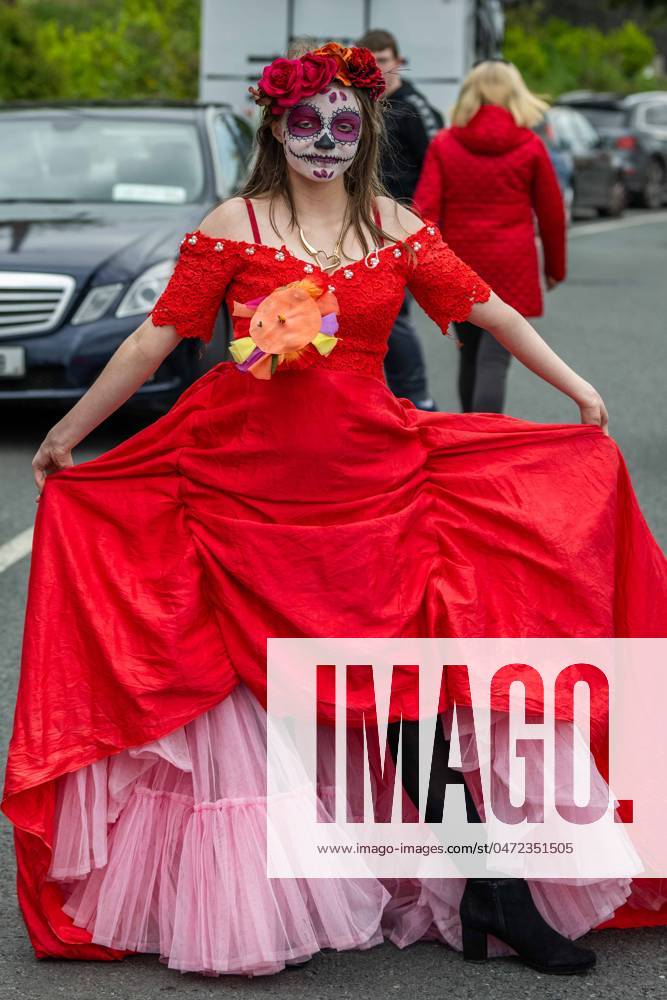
459,878,596,975
386,718,597,975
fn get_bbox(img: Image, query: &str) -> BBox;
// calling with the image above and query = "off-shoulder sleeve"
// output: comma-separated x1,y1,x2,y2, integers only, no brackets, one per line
405,223,492,338
150,232,242,344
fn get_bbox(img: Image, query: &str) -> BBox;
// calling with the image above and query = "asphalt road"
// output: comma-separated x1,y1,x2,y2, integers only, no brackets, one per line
1,211,666,999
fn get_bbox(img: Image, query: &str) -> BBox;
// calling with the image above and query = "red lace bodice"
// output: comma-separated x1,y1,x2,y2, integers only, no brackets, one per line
150,217,492,382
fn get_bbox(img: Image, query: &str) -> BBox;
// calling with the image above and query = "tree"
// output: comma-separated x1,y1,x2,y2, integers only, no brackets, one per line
503,8,663,97
0,4,61,100
1,0,200,102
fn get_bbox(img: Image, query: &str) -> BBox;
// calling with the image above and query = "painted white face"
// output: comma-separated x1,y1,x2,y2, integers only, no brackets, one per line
280,85,362,182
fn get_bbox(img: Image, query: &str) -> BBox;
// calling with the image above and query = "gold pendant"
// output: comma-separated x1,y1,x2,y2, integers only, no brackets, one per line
299,225,343,274
314,249,342,272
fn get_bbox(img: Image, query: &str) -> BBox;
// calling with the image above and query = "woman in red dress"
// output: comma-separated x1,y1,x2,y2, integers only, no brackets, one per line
413,60,566,415
3,42,667,979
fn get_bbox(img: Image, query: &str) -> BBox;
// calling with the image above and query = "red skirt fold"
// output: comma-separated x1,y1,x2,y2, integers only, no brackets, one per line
3,362,667,960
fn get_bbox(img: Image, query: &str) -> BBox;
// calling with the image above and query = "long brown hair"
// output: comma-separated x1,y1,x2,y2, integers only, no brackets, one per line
239,48,416,256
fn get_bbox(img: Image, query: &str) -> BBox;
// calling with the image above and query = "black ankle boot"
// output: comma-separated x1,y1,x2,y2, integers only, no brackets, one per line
459,878,596,975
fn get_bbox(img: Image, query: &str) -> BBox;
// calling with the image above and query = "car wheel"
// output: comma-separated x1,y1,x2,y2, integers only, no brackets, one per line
597,176,626,218
639,159,664,210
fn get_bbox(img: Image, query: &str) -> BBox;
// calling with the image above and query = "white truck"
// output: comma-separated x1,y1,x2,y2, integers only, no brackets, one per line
199,0,505,125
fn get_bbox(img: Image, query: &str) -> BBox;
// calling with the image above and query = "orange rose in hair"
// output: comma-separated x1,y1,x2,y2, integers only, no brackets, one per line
312,42,354,86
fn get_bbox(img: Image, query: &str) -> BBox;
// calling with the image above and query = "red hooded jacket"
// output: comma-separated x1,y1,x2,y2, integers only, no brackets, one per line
413,104,566,318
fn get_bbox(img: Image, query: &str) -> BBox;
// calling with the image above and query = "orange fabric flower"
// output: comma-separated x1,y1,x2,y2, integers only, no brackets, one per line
230,279,340,379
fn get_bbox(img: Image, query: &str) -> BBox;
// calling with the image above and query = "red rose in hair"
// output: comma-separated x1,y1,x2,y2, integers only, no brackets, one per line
259,58,304,113
344,46,386,100
300,53,338,96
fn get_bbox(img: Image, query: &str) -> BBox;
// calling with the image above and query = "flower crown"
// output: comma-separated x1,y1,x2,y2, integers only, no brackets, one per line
248,42,385,116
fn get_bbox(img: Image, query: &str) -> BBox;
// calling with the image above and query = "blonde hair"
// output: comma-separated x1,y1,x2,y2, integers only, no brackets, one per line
450,61,549,128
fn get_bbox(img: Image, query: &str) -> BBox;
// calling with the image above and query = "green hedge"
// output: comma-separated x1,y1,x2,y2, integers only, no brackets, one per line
0,0,200,101
504,10,666,98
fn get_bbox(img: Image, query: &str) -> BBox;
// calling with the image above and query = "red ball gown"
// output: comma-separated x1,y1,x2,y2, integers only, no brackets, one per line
3,205,667,976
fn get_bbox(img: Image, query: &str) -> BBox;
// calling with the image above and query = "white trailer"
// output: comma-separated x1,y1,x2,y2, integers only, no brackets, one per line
200,0,505,125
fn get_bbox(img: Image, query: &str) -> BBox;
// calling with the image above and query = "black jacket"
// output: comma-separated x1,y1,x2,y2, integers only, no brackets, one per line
380,79,444,204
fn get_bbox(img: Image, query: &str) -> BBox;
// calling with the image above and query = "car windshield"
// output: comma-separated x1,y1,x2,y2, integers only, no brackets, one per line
575,107,628,130
0,115,206,204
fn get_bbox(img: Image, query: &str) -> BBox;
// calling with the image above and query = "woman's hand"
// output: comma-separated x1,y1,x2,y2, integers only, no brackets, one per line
545,275,560,291
32,433,74,498
576,386,610,435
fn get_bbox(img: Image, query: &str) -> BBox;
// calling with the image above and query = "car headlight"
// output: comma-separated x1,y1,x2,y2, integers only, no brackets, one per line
71,283,124,325
115,259,175,318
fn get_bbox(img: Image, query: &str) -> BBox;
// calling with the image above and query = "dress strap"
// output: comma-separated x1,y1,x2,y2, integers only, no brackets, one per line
244,197,262,244
372,201,384,248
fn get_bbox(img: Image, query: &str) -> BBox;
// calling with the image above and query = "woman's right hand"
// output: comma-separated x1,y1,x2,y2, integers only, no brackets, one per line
32,433,75,498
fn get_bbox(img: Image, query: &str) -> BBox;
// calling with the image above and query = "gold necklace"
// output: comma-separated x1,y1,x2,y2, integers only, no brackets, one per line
296,206,348,273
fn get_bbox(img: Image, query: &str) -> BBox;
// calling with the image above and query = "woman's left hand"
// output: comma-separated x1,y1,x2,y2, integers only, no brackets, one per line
577,387,609,435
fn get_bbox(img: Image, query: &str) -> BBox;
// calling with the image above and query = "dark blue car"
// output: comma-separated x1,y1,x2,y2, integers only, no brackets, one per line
0,102,252,411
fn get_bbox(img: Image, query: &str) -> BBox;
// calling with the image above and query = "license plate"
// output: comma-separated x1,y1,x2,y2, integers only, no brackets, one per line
0,346,26,378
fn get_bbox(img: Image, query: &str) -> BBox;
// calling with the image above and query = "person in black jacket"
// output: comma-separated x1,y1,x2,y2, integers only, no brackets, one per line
358,28,443,411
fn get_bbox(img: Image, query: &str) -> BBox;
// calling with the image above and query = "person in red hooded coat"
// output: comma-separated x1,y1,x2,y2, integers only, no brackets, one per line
414,60,566,414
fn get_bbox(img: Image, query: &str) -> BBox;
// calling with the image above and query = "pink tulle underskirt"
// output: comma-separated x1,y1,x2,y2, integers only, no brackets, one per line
46,685,666,977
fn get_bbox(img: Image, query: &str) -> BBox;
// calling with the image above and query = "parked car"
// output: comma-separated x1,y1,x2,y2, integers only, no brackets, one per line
0,102,252,410
556,91,667,209
543,135,575,226
536,105,626,219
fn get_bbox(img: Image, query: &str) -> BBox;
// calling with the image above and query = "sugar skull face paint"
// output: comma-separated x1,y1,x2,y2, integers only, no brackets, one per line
281,86,362,182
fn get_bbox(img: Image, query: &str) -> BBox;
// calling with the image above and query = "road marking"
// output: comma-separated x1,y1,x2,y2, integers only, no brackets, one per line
0,526,33,574
570,211,667,238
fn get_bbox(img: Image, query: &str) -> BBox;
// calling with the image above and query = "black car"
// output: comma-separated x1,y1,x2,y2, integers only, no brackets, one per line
0,102,252,410
556,91,667,209
536,106,626,219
